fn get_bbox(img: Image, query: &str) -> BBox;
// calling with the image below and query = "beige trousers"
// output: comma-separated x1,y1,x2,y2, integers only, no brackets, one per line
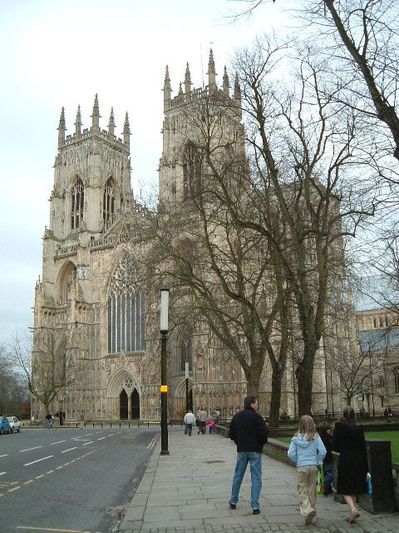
297,466,318,517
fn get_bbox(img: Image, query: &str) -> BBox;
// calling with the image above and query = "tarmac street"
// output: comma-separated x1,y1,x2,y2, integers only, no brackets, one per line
118,427,398,533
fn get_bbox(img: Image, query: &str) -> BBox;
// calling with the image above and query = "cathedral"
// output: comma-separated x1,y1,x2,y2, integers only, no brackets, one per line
32,51,344,422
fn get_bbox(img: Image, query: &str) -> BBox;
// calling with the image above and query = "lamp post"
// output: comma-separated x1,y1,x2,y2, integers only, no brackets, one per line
185,362,190,412
160,288,170,455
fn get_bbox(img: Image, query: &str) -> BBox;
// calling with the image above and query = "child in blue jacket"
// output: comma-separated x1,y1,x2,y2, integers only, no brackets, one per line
288,415,326,526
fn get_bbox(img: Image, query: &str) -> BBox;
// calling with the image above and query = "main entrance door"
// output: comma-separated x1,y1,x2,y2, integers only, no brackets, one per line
131,389,140,419
119,389,128,419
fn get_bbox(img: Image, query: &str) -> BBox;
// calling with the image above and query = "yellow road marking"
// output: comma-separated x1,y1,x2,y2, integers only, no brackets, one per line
8,485,21,492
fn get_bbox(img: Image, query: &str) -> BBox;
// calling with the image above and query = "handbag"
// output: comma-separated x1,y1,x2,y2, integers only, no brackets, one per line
316,466,324,495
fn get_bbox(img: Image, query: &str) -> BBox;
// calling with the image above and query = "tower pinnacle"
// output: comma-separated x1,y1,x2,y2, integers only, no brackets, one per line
207,49,217,94
184,62,192,99
223,66,230,97
234,72,242,109
123,112,131,149
91,94,101,132
57,107,66,148
108,107,116,137
74,105,82,139
163,66,172,111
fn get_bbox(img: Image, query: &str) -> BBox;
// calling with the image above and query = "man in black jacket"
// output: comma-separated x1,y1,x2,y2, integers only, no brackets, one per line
228,395,268,514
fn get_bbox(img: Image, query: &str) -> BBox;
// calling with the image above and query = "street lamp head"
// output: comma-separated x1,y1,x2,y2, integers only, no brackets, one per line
160,288,169,333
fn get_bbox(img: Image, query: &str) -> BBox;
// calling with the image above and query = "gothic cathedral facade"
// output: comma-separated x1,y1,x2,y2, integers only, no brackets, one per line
32,52,342,422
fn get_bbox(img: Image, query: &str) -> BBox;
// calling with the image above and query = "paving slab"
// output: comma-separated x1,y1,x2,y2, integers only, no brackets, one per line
117,428,398,533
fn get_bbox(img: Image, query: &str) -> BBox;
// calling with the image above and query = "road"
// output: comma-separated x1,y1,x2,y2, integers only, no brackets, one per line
0,426,159,533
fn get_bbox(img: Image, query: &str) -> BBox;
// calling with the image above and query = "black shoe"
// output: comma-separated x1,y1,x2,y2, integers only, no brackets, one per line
253,509,260,515
229,501,236,510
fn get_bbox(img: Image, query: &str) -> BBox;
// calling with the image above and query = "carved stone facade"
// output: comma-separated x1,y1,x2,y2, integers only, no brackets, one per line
32,52,344,422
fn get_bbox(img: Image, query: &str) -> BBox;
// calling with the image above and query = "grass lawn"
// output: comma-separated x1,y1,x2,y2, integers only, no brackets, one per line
274,431,399,464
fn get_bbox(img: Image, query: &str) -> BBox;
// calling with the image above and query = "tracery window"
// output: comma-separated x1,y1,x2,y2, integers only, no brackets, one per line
59,262,77,304
179,333,192,373
107,256,145,354
103,178,115,229
71,177,84,229
395,368,399,394
183,143,201,199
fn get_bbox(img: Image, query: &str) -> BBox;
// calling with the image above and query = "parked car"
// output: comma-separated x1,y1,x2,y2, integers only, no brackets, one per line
7,416,21,433
0,416,11,434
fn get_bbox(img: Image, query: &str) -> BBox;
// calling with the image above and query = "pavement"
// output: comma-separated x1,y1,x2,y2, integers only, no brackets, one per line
118,428,398,533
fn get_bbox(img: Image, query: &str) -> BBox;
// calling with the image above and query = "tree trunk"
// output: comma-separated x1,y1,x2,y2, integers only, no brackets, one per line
295,356,315,416
269,366,283,427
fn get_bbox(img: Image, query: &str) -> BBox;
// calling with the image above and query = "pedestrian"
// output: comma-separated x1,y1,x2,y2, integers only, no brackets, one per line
228,395,268,515
206,417,215,434
45,413,53,429
80,410,85,429
287,415,326,526
197,408,207,435
332,406,368,524
317,421,334,495
183,409,196,436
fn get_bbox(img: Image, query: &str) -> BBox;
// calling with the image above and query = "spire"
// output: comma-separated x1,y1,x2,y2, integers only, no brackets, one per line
223,66,230,97
163,65,172,111
234,72,242,107
178,82,183,97
184,62,192,99
74,105,82,139
207,49,217,94
123,112,131,149
57,107,66,147
108,107,116,137
91,94,100,132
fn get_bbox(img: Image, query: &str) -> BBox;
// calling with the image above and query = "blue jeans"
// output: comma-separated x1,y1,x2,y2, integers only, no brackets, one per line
323,462,333,494
230,451,262,510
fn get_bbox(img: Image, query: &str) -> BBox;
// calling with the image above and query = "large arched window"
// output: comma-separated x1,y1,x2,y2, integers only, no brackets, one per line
58,262,77,304
107,256,145,354
71,177,84,229
183,143,201,199
103,178,115,229
395,368,399,394
179,332,192,373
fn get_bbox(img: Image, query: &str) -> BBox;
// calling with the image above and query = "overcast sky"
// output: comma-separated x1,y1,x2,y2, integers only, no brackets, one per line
0,0,293,342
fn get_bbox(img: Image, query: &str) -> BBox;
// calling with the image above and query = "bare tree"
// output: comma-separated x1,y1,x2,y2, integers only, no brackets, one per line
232,38,377,416
0,341,28,415
12,329,76,417
137,91,292,425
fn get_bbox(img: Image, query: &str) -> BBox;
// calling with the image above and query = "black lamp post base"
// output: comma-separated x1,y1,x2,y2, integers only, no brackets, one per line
160,450,170,455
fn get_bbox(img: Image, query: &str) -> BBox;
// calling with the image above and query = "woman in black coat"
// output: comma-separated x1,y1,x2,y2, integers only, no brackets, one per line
332,406,368,524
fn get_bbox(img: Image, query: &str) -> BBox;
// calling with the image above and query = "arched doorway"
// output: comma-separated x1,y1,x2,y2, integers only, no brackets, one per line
120,389,128,419
131,389,140,419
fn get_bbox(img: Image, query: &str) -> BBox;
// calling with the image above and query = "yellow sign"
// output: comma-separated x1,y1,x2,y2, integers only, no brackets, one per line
160,385,168,392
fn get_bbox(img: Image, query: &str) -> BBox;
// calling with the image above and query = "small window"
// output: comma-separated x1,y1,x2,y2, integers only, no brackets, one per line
71,177,84,229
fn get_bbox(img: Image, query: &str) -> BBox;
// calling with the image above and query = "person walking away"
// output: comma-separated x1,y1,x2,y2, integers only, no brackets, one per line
332,406,368,524
206,417,215,434
183,410,196,436
197,408,207,435
288,415,326,526
229,395,268,514
45,413,53,429
317,421,334,495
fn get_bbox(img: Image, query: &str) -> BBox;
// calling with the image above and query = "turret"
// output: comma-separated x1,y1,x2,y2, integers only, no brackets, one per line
223,66,230,97
207,49,217,95
74,106,82,140
184,62,192,100
108,108,116,137
123,112,131,149
91,94,101,133
234,72,242,110
163,66,172,111
57,107,66,148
